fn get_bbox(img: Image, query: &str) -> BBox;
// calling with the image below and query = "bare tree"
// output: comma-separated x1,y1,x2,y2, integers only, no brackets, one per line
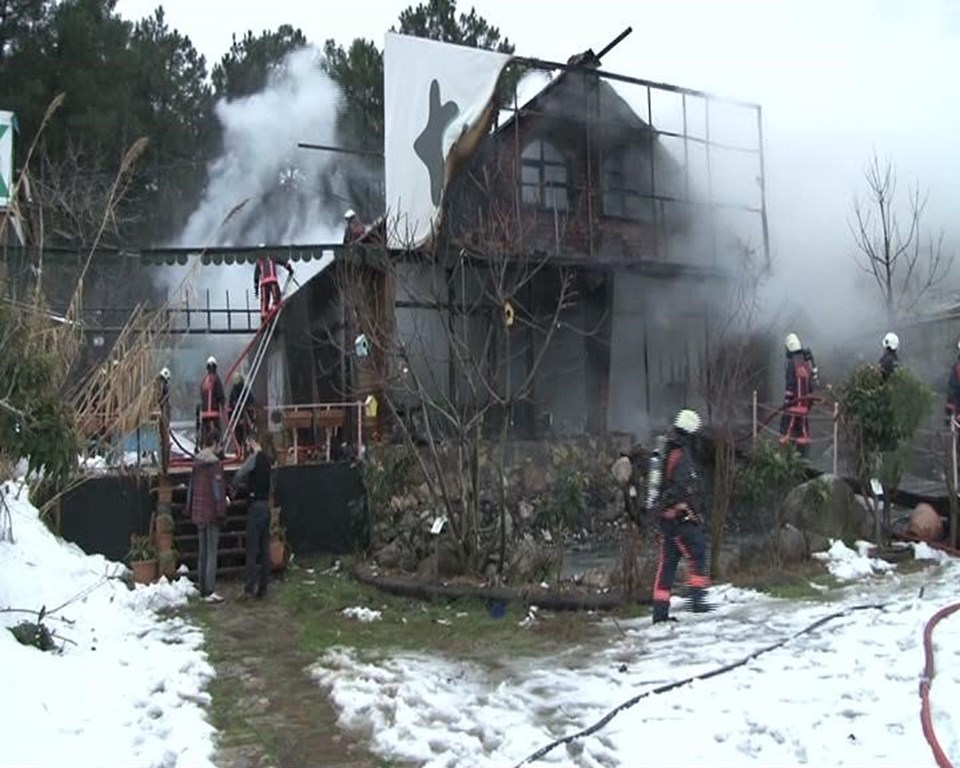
850,153,952,323
329,170,583,579
699,240,769,578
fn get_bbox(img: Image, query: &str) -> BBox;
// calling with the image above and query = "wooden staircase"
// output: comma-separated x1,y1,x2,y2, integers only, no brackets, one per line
154,470,252,581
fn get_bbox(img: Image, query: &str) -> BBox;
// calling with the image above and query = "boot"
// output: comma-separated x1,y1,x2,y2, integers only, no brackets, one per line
652,603,677,624
687,587,714,614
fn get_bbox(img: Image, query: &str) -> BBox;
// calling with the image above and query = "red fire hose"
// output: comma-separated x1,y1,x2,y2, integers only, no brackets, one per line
920,602,960,768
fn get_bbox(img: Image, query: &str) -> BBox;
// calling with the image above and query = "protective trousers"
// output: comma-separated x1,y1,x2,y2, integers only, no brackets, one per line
652,518,709,620
259,281,281,320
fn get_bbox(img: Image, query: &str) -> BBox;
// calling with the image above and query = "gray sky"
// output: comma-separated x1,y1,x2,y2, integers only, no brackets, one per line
115,0,960,331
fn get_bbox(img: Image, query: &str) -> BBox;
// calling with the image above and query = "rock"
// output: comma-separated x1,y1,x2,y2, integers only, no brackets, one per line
782,476,872,543
521,462,550,495
908,503,943,541
518,500,535,524
777,524,808,564
600,497,624,523
577,567,614,590
508,538,555,584
611,456,633,484
806,531,831,554
374,538,417,571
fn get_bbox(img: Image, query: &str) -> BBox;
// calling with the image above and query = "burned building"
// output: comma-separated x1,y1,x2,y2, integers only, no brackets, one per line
273,35,771,448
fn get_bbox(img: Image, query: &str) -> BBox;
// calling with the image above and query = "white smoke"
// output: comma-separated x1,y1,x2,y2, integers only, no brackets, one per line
178,46,352,249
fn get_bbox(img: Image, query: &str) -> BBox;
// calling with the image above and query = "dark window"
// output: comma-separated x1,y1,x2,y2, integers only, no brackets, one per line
520,140,569,212
603,144,653,222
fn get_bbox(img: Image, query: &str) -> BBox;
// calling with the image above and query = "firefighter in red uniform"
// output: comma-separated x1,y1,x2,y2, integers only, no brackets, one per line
651,409,712,624
198,356,226,448
779,333,815,459
254,252,293,321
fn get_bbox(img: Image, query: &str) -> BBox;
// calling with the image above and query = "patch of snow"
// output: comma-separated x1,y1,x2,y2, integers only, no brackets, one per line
0,481,215,768
812,539,894,581
311,559,960,768
341,606,382,623
913,542,954,563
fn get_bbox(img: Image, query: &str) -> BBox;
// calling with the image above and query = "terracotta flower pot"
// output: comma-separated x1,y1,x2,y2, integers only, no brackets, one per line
154,532,174,553
131,560,158,585
269,539,285,570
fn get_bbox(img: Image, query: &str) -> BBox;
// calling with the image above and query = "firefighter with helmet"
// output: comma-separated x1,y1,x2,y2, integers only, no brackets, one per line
198,356,225,448
879,332,900,381
651,409,712,623
780,332,816,458
157,367,172,471
254,249,293,321
343,209,366,245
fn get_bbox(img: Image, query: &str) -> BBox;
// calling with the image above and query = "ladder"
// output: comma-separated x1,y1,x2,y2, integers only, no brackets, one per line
221,274,294,457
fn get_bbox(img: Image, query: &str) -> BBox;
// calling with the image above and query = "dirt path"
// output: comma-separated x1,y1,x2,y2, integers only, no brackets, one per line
194,587,375,768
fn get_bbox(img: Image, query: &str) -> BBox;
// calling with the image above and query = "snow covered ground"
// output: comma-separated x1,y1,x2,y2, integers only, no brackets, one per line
312,542,960,768
0,481,216,768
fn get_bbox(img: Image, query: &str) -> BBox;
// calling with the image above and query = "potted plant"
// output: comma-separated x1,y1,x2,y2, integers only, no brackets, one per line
154,510,175,554
269,522,287,570
127,534,158,584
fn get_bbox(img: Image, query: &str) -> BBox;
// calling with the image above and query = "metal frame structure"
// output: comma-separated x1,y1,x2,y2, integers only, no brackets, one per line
498,53,770,269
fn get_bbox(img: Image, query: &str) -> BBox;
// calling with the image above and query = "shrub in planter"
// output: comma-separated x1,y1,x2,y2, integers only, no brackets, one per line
127,534,157,584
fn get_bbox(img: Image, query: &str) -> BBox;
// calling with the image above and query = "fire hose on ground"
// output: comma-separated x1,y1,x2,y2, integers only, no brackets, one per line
510,601,955,767
920,601,960,768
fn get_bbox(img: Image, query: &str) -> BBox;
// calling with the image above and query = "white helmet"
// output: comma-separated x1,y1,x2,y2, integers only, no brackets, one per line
343,209,357,220
882,332,899,352
159,367,171,380
206,355,217,367
674,409,702,434
785,333,801,353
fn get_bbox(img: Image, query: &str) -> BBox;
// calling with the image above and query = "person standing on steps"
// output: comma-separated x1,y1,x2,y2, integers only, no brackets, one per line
185,431,228,603
231,437,273,600
199,356,225,450
156,367,172,471
651,409,713,624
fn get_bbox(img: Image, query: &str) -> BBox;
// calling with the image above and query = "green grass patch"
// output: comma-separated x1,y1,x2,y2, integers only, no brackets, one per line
281,558,612,661
731,564,843,601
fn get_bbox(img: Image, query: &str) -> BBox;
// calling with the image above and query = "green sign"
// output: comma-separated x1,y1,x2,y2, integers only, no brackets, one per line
0,110,13,208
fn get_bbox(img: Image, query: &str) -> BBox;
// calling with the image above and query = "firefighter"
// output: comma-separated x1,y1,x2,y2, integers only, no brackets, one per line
879,332,900,381
779,333,815,458
157,367,171,471
228,372,256,457
343,209,366,245
198,356,225,448
651,409,712,624
254,251,294,321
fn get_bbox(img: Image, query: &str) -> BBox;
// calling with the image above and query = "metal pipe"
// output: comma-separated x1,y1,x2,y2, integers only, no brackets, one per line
511,54,760,108
756,105,772,270
595,27,633,61
297,142,384,159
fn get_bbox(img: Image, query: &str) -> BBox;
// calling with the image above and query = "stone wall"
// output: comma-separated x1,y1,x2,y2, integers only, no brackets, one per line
360,435,634,583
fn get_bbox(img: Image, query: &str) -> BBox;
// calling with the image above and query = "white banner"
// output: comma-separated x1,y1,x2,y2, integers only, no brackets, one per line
384,33,513,249
0,110,13,209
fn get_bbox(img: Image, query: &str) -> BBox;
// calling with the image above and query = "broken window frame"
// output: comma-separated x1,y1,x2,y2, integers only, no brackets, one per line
519,139,569,213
